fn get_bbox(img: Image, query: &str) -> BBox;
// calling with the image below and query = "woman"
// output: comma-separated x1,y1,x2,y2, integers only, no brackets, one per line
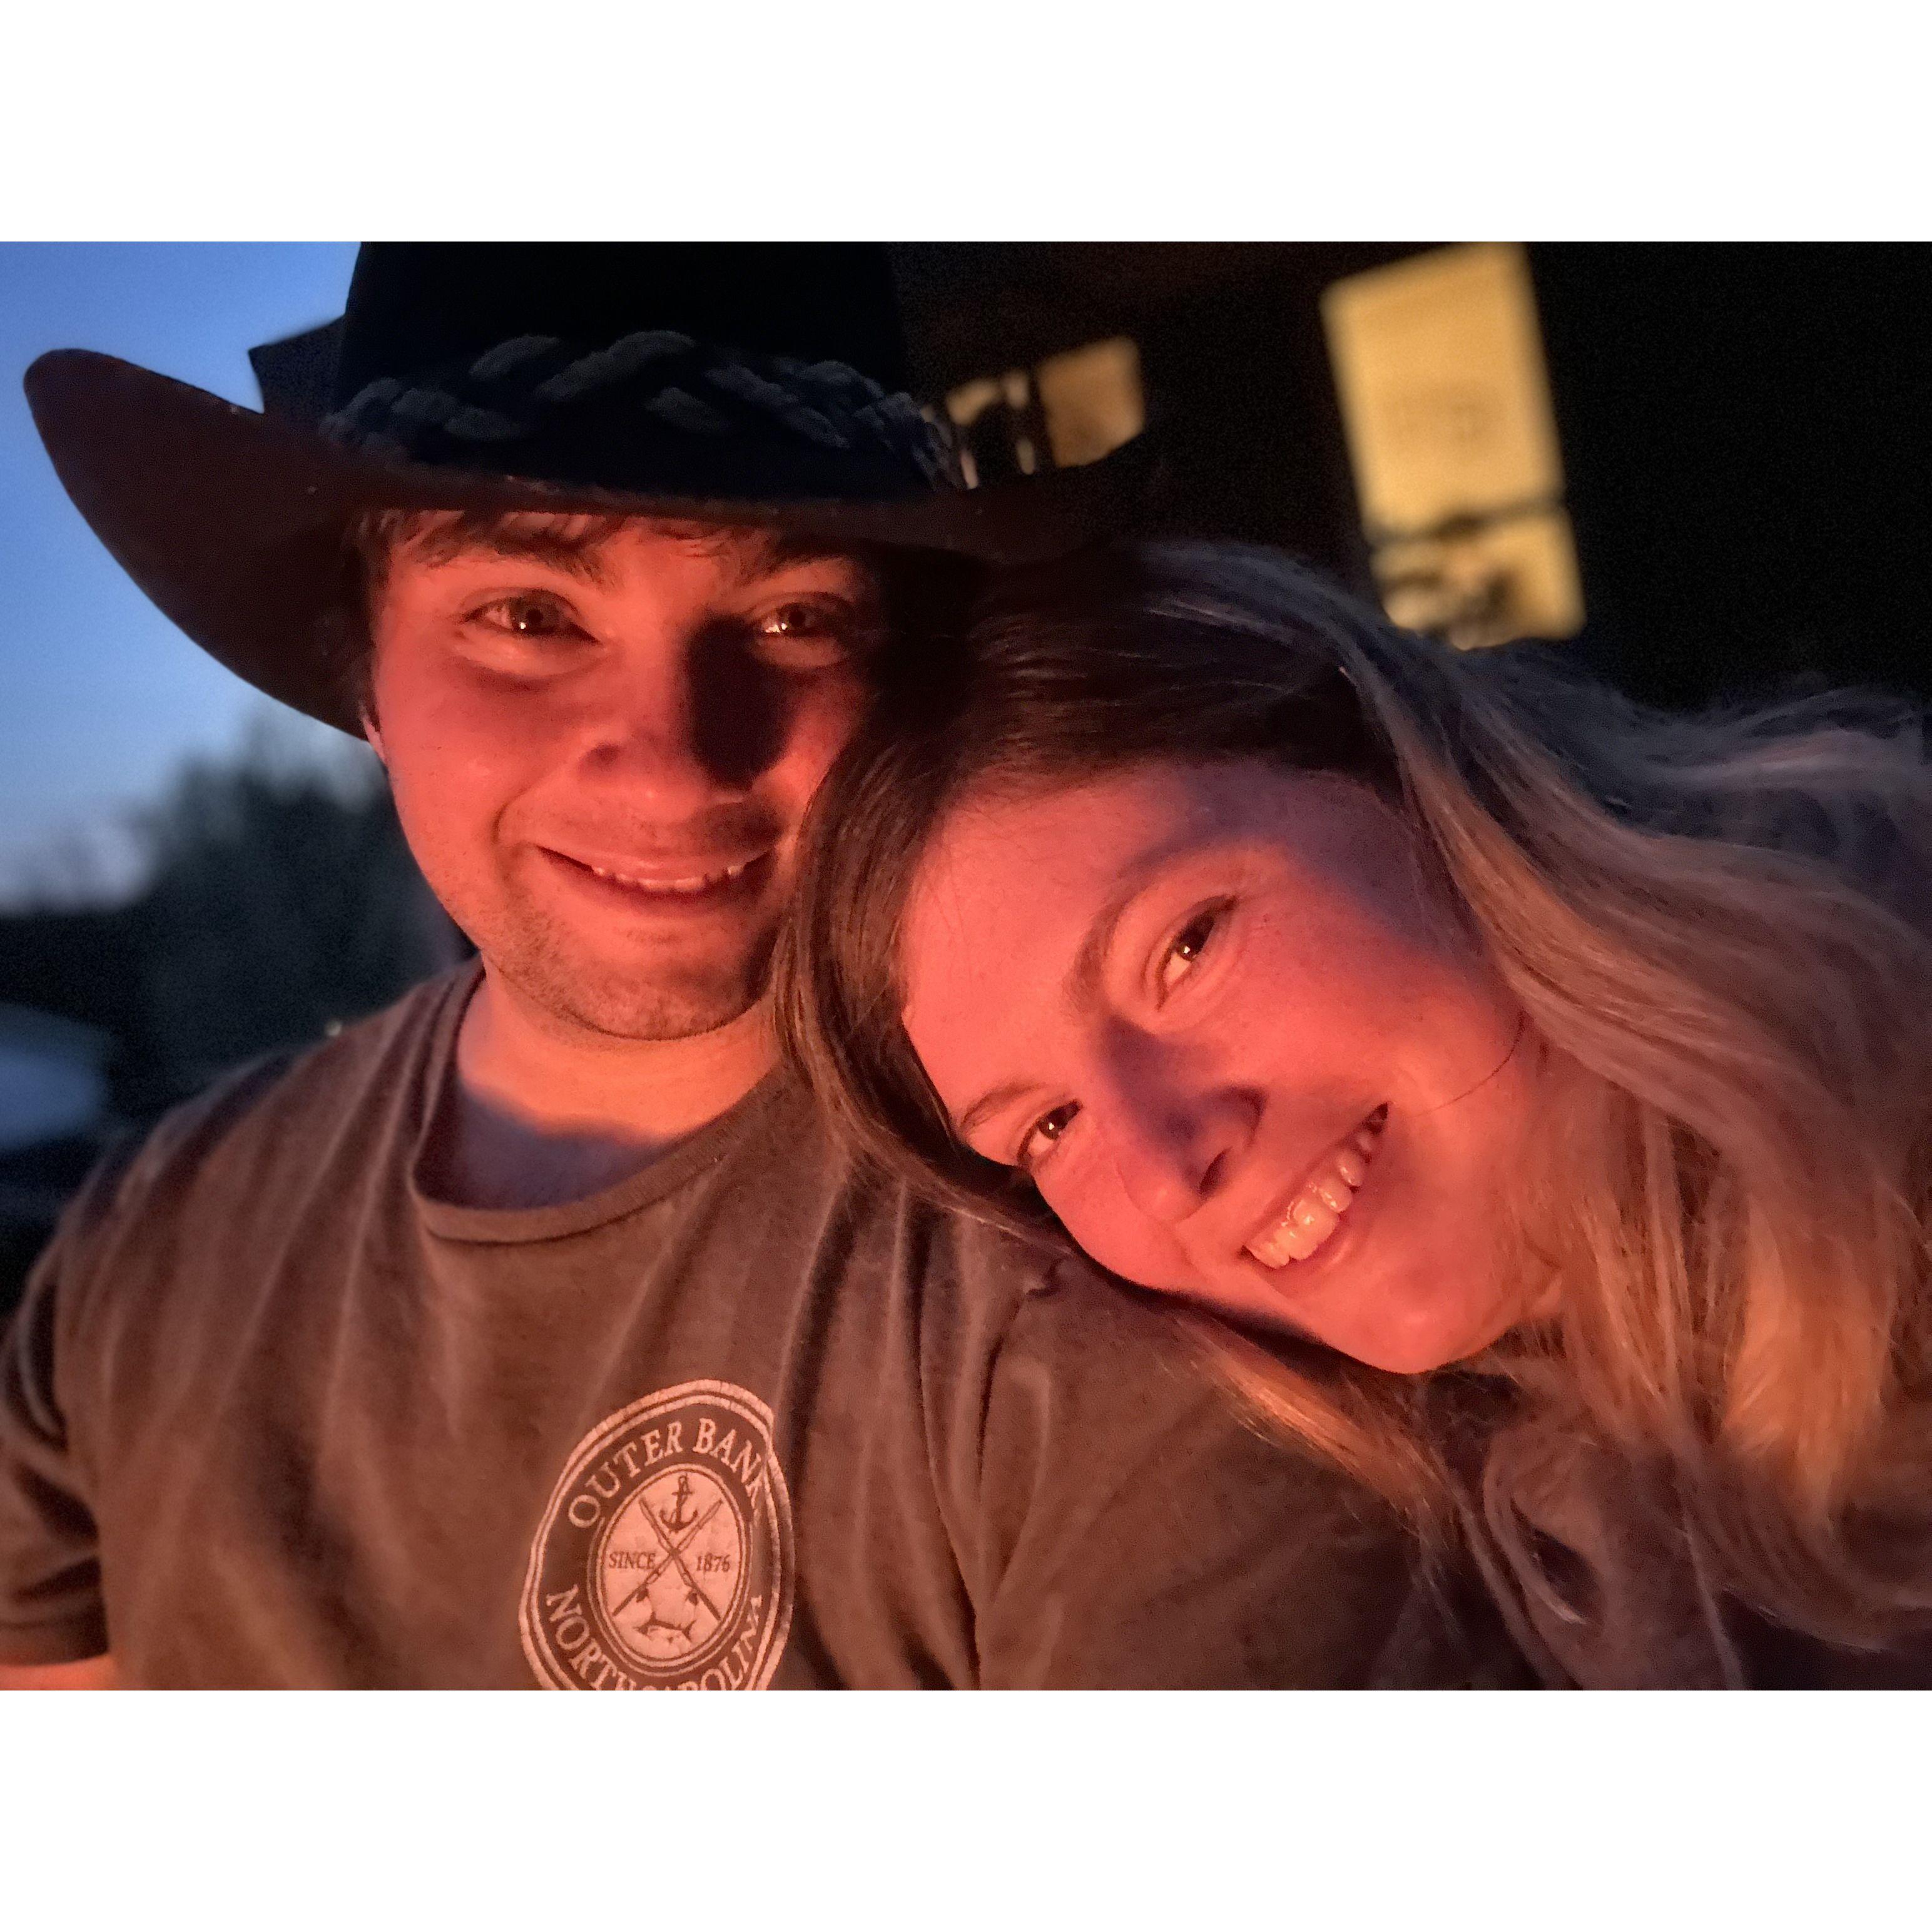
777,541,1932,1687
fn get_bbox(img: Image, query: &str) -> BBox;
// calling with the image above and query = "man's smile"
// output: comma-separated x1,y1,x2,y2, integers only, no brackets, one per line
537,845,777,916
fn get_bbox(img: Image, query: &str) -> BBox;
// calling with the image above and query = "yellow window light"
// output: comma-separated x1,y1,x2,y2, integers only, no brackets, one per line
1035,337,1144,469
945,337,1144,485
944,374,1007,433
1323,245,1584,651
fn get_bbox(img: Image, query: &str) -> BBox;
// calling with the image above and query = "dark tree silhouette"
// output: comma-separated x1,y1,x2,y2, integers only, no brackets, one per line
133,720,469,1095
1,718,470,1317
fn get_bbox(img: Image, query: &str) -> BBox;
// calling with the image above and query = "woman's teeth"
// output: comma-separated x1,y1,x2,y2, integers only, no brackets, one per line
1244,1110,1388,1269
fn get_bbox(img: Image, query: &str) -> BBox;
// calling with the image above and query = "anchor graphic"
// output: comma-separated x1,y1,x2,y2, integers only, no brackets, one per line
659,1473,699,1533
607,1491,730,1629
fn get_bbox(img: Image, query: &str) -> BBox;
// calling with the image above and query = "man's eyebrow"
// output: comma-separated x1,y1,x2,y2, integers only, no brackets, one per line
660,520,863,589
410,526,614,584
715,529,867,590
401,518,862,592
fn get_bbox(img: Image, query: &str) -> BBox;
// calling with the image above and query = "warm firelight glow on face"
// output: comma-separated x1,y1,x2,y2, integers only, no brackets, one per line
365,516,878,1044
900,760,1548,1373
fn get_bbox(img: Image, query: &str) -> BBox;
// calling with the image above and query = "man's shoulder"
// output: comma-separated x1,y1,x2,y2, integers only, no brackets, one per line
910,1196,1187,1365
69,969,464,1251
718,1095,1159,1384
915,1202,1353,1499
905,1209,1436,1686
988,1238,1256,1431
869,1182,1235,1446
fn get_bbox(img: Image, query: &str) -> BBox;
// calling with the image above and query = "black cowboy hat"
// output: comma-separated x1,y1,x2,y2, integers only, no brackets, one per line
25,243,1152,735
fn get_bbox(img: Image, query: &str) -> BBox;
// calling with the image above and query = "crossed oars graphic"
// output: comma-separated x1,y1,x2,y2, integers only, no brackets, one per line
607,1478,733,1632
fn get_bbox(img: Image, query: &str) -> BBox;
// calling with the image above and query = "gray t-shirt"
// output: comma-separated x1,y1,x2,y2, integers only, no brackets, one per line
0,967,1507,1687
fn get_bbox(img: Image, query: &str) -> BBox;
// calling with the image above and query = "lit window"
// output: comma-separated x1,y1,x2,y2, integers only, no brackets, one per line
1322,245,1584,651
945,337,1143,489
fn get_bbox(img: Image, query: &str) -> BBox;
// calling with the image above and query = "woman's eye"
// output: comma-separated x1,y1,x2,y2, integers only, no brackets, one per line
1156,905,1225,996
471,593,585,643
1018,1101,1081,1170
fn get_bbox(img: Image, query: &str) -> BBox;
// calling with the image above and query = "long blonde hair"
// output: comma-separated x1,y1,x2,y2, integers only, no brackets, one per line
776,541,1932,1650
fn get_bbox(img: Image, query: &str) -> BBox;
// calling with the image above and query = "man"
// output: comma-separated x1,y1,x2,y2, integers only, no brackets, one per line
0,245,1489,1687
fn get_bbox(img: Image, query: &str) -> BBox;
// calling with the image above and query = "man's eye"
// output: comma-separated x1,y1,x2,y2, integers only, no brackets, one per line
470,594,585,641
750,599,871,668
1156,905,1226,997
1018,1101,1081,1170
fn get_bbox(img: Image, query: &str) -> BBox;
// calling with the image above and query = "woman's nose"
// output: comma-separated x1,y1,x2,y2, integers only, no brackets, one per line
1097,1059,1254,1226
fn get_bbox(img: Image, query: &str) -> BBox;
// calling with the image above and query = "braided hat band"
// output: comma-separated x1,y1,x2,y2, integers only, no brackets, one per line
321,329,967,504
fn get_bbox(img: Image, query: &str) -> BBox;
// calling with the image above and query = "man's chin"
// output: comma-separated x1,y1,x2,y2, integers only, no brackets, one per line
492,935,769,1045
559,983,760,1044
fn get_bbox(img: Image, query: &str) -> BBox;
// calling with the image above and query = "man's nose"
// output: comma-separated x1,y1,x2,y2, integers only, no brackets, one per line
1094,1042,1255,1226
581,621,784,801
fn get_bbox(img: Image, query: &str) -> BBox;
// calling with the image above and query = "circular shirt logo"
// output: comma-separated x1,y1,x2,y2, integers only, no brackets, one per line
521,1381,794,1690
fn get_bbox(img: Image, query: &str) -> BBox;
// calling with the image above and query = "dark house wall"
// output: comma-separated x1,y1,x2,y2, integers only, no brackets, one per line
892,242,1932,713
1532,243,1931,710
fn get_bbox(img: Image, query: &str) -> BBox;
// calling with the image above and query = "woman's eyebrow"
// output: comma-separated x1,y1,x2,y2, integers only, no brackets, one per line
1064,862,1167,1015
953,1079,1039,1142
950,840,1213,1140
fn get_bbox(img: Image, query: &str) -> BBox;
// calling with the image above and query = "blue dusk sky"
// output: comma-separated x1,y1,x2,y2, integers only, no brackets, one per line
1,243,362,906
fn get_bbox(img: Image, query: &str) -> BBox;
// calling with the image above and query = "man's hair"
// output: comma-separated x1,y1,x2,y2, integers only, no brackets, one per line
775,537,1932,1656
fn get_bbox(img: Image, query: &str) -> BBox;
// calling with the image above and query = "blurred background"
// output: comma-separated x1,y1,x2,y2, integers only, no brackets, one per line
3,240,1929,1312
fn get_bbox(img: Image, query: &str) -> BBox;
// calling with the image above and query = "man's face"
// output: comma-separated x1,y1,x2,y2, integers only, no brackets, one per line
365,514,880,1041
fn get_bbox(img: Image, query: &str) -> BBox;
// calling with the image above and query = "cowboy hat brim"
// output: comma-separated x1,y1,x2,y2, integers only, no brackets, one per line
26,348,1154,736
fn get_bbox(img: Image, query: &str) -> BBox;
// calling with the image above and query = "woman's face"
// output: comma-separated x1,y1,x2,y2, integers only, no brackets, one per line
899,759,1548,1373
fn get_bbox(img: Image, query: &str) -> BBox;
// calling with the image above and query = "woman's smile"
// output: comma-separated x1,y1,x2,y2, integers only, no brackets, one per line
1241,1106,1387,1269
900,760,1547,1372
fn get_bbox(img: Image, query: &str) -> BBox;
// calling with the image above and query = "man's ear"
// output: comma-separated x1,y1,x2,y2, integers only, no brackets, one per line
361,704,386,766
